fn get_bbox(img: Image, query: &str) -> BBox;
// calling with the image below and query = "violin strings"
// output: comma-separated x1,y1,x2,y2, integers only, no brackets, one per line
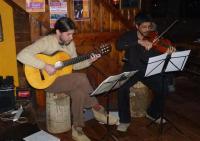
153,20,178,44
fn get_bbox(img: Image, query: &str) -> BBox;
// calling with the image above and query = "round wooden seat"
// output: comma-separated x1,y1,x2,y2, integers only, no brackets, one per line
46,92,71,133
129,81,152,117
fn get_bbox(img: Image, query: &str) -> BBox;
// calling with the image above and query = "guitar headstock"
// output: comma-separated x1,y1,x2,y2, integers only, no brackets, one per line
98,43,112,56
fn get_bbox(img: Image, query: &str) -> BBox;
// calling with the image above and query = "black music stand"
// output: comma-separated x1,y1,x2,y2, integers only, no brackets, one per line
90,71,137,141
145,50,191,134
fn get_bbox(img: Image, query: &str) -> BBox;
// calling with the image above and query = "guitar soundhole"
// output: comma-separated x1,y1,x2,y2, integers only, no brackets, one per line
39,70,45,80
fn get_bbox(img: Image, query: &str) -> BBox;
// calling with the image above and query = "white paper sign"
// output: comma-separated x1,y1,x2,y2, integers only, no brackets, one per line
23,130,60,141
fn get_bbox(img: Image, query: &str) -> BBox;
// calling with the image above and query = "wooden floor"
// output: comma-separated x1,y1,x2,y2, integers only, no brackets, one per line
1,75,200,141
48,75,200,141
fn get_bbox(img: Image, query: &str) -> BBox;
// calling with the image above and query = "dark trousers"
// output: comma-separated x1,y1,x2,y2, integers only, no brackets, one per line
118,71,168,123
45,73,97,127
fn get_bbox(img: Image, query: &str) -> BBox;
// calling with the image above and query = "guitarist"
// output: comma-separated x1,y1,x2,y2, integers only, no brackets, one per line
17,17,117,141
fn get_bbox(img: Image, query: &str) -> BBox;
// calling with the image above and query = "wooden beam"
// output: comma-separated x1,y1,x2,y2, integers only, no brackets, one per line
5,0,50,29
96,0,136,30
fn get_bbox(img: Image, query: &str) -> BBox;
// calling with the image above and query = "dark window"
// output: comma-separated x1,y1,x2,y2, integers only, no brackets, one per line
121,0,139,9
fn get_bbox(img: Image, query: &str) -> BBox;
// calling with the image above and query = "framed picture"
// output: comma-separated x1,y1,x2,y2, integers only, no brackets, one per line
120,0,141,9
0,14,3,42
73,0,90,21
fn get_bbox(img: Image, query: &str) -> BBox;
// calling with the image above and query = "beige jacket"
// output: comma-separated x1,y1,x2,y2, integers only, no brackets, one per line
17,35,91,70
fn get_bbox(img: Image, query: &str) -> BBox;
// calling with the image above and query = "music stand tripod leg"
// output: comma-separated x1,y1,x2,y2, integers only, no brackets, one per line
145,51,191,135
163,116,184,134
101,124,118,141
91,72,136,141
100,77,122,141
147,74,184,135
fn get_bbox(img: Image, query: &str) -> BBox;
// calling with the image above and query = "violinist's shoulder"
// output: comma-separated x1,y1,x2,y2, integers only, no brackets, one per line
121,30,137,37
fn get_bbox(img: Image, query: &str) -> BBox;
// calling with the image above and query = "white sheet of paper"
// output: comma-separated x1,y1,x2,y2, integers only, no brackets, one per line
145,53,168,77
90,70,138,96
165,50,191,72
23,130,60,141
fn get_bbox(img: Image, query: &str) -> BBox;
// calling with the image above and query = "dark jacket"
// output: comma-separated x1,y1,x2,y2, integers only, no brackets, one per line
116,30,161,73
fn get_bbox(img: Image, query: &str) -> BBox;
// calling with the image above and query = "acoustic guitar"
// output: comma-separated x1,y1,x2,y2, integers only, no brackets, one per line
24,43,111,89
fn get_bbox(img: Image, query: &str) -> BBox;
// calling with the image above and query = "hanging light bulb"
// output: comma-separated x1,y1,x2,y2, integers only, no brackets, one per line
112,0,119,5
112,0,120,8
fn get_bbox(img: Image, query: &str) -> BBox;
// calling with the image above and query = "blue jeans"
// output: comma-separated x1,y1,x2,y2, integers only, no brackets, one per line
117,71,169,123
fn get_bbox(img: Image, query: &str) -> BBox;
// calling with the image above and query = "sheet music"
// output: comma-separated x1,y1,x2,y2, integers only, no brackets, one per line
23,130,60,141
145,53,168,77
90,70,138,96
165,50,191,72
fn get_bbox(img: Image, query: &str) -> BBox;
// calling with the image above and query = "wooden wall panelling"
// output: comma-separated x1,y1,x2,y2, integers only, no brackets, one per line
97,0,135,30
74,32,123,77
67,0,72,18
11,0,49,29
131,8,140,25
109,41,120,63
94,55,121,77
30,16,42,42
101,5,111,32
90,0,101,32
10,0,137,33
14,8,31,53
29,16,49,42
110,14,120,32
74,22,82,33
80,20,91,33
79,0,92,33
121,9,128,22
99,2,103,32
12,0,25,9
118,10,127,31
34,10,50,29
13,7,30,87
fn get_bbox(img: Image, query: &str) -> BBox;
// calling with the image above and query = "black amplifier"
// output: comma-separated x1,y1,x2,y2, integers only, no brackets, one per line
0,76,15,113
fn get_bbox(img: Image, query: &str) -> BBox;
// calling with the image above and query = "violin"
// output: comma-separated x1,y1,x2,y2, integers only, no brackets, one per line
141,20,178,53
143,31,174,53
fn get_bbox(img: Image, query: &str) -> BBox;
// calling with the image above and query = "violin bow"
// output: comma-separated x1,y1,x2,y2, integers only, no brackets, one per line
153,20,179,44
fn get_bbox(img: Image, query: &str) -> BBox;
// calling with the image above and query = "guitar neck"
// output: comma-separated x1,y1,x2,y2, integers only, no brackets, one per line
63,54,91,67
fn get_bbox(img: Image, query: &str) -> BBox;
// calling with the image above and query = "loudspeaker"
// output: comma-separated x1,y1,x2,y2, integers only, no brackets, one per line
0,76,15,113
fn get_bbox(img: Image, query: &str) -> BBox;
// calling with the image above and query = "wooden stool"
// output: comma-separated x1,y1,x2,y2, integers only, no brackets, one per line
129,81,152,117
46,92,71,133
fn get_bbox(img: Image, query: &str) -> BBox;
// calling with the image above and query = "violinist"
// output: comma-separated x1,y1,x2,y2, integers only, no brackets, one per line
116,12,176,132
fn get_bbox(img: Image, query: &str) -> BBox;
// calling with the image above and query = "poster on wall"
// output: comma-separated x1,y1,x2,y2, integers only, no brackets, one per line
73,0,90,21
49,0,68,28
26,0,45,12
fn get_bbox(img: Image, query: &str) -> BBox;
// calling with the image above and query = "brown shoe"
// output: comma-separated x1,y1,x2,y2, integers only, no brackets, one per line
72,125,91,141
92,106,118,125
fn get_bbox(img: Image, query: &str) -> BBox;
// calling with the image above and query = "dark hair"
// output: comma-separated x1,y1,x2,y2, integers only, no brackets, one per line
135,12,153,25
50,17,76,34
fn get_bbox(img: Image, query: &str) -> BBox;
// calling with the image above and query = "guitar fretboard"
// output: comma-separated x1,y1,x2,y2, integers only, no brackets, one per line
63,54,91,67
